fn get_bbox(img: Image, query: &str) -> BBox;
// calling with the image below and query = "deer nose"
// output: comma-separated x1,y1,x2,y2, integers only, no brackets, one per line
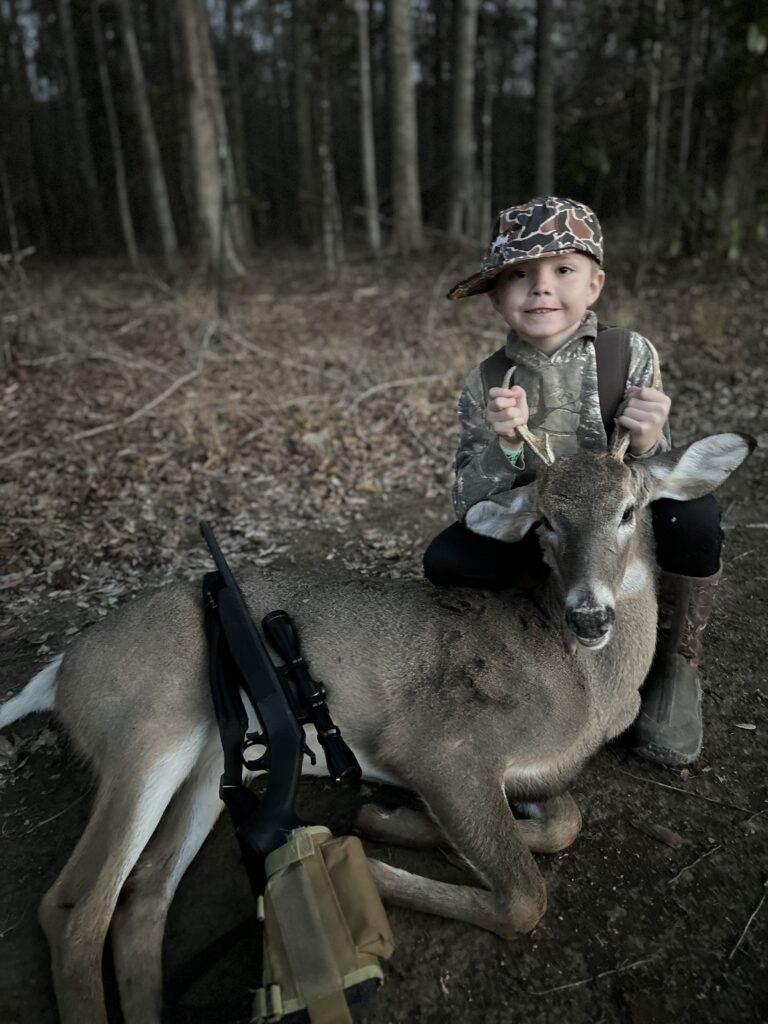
564,604,615,640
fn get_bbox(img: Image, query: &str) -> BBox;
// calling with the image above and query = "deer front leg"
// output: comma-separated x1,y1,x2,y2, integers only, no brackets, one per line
367,769,546,939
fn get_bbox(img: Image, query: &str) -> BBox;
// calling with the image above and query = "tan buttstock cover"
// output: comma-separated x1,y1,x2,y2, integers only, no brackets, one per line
253,826,395,1024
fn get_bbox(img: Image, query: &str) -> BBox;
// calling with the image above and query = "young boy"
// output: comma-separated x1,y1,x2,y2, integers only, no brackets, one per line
424,196,722,768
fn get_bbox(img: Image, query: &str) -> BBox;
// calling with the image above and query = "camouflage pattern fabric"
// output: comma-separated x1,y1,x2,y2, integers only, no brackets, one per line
452,310,672,531
447,196,603,301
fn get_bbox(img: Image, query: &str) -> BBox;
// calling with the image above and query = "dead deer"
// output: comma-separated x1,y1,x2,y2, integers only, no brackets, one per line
0,429,753,1024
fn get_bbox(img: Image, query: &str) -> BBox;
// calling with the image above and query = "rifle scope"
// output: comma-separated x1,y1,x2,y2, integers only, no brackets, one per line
262,610,362,786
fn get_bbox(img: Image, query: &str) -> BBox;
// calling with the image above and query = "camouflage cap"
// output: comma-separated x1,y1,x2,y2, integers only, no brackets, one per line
447,196,603,300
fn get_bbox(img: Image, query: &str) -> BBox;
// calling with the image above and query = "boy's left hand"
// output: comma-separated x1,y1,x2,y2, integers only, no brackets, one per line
617,386,671,456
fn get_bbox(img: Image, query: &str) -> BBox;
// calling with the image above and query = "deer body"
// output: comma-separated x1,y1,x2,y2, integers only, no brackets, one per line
0,435,752,1024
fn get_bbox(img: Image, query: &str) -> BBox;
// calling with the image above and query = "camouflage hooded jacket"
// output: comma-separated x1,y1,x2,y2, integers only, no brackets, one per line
452,310,671,527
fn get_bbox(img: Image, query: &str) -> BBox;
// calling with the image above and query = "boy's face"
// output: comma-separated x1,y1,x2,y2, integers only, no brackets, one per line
489,251,605,353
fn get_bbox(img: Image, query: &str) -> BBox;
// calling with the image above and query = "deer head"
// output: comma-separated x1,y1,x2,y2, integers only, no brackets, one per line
466,433,754,651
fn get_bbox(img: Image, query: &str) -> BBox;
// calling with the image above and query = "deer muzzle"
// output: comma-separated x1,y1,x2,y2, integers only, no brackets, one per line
564,602,616,649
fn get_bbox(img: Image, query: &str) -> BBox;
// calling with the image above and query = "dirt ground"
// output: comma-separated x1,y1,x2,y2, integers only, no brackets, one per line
1,250,766,1023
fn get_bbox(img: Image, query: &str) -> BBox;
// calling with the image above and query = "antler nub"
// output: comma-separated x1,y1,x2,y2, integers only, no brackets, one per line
500,366,555,466
608,339,662,462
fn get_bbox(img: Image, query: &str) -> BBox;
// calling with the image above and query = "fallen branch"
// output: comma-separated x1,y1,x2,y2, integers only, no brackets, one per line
223,325,346,385
728,880,768,961
613,766,753,814
0,366,202,464
351,372,449,408
531,955,657,995
668,843,722,884
71,367,202,441
1,794,87,839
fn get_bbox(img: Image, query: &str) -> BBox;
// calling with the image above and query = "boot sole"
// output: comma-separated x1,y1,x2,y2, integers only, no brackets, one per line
632,738,702,768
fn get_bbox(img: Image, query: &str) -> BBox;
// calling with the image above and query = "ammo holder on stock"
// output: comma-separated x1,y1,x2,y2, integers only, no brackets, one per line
254,827,395,1024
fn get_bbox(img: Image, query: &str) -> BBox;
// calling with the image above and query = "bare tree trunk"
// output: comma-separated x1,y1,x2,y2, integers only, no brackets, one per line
478,25,495,240
117,0,180,274
388,0,424,253
0,153,20,258
641,0,665,249
655,37,671,222
678,4,704,182
314,16,343,274
4,0,47,249
447,0,479,236
225,0,253,250
356,0,381,254
292,0,315,239
719,74,768,259
176,0,245,275
56,0,100,223
91,0,139,268
200,0,250,257
534,0,555,195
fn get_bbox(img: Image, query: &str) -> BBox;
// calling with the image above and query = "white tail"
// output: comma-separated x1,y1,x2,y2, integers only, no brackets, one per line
0,655,61,729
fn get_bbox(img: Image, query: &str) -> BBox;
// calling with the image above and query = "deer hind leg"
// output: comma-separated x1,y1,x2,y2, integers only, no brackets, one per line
367,769,546,940
109,731,223,1024
38,723,210,1024
357,791,581,855
510,792,582,853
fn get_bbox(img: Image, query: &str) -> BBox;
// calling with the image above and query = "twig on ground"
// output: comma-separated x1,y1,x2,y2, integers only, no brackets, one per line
0,908,28,940
669,844,722,884
0,795,87,840
351,372,448,408
531,955,657,995
196,318,219,369
0,365,203,463
613,766,753,814
728,880,768,961
224,325,346,384
71,367,202,441
730,549,753,563
423,253,462,344
399,405,444,458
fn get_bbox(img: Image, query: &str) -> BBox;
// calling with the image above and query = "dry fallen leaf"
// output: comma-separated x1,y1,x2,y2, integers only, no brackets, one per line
629,819,686,849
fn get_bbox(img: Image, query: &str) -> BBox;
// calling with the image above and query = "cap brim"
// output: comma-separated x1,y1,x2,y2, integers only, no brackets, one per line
446,249,583,301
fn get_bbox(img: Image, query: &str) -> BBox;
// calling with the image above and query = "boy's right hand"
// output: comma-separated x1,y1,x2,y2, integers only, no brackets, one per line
487,385,529,449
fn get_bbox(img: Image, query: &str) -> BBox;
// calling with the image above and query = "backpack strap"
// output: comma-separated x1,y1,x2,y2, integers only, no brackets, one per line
480,326,632,438
479,346,513,397
594,323,632,435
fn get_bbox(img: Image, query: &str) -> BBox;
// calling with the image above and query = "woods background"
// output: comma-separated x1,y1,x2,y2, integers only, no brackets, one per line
2,4,768,1021
1,0,766,278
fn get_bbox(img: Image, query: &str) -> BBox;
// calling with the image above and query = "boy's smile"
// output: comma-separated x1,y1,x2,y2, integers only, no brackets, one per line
489,251,605,354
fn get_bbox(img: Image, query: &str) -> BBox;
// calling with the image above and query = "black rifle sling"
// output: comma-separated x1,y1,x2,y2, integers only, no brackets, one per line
479,324,632,438
203,572,255,806
593,324,632,434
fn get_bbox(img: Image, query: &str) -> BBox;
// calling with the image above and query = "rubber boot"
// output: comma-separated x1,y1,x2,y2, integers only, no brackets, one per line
631,568,721,766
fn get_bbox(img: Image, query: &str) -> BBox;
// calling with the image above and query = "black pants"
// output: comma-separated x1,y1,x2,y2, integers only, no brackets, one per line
423,496,722,590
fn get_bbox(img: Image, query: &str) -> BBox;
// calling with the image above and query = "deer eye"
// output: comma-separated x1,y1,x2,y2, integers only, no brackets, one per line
621,505,635,523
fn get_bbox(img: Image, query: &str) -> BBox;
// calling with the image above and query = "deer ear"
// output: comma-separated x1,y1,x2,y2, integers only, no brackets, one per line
465,482,539,542
643,433,755,502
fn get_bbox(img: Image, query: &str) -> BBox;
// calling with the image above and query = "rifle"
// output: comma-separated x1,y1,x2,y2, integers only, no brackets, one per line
200,522,393,1023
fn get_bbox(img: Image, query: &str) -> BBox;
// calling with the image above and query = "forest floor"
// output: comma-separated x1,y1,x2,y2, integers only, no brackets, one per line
0,248,766,1023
